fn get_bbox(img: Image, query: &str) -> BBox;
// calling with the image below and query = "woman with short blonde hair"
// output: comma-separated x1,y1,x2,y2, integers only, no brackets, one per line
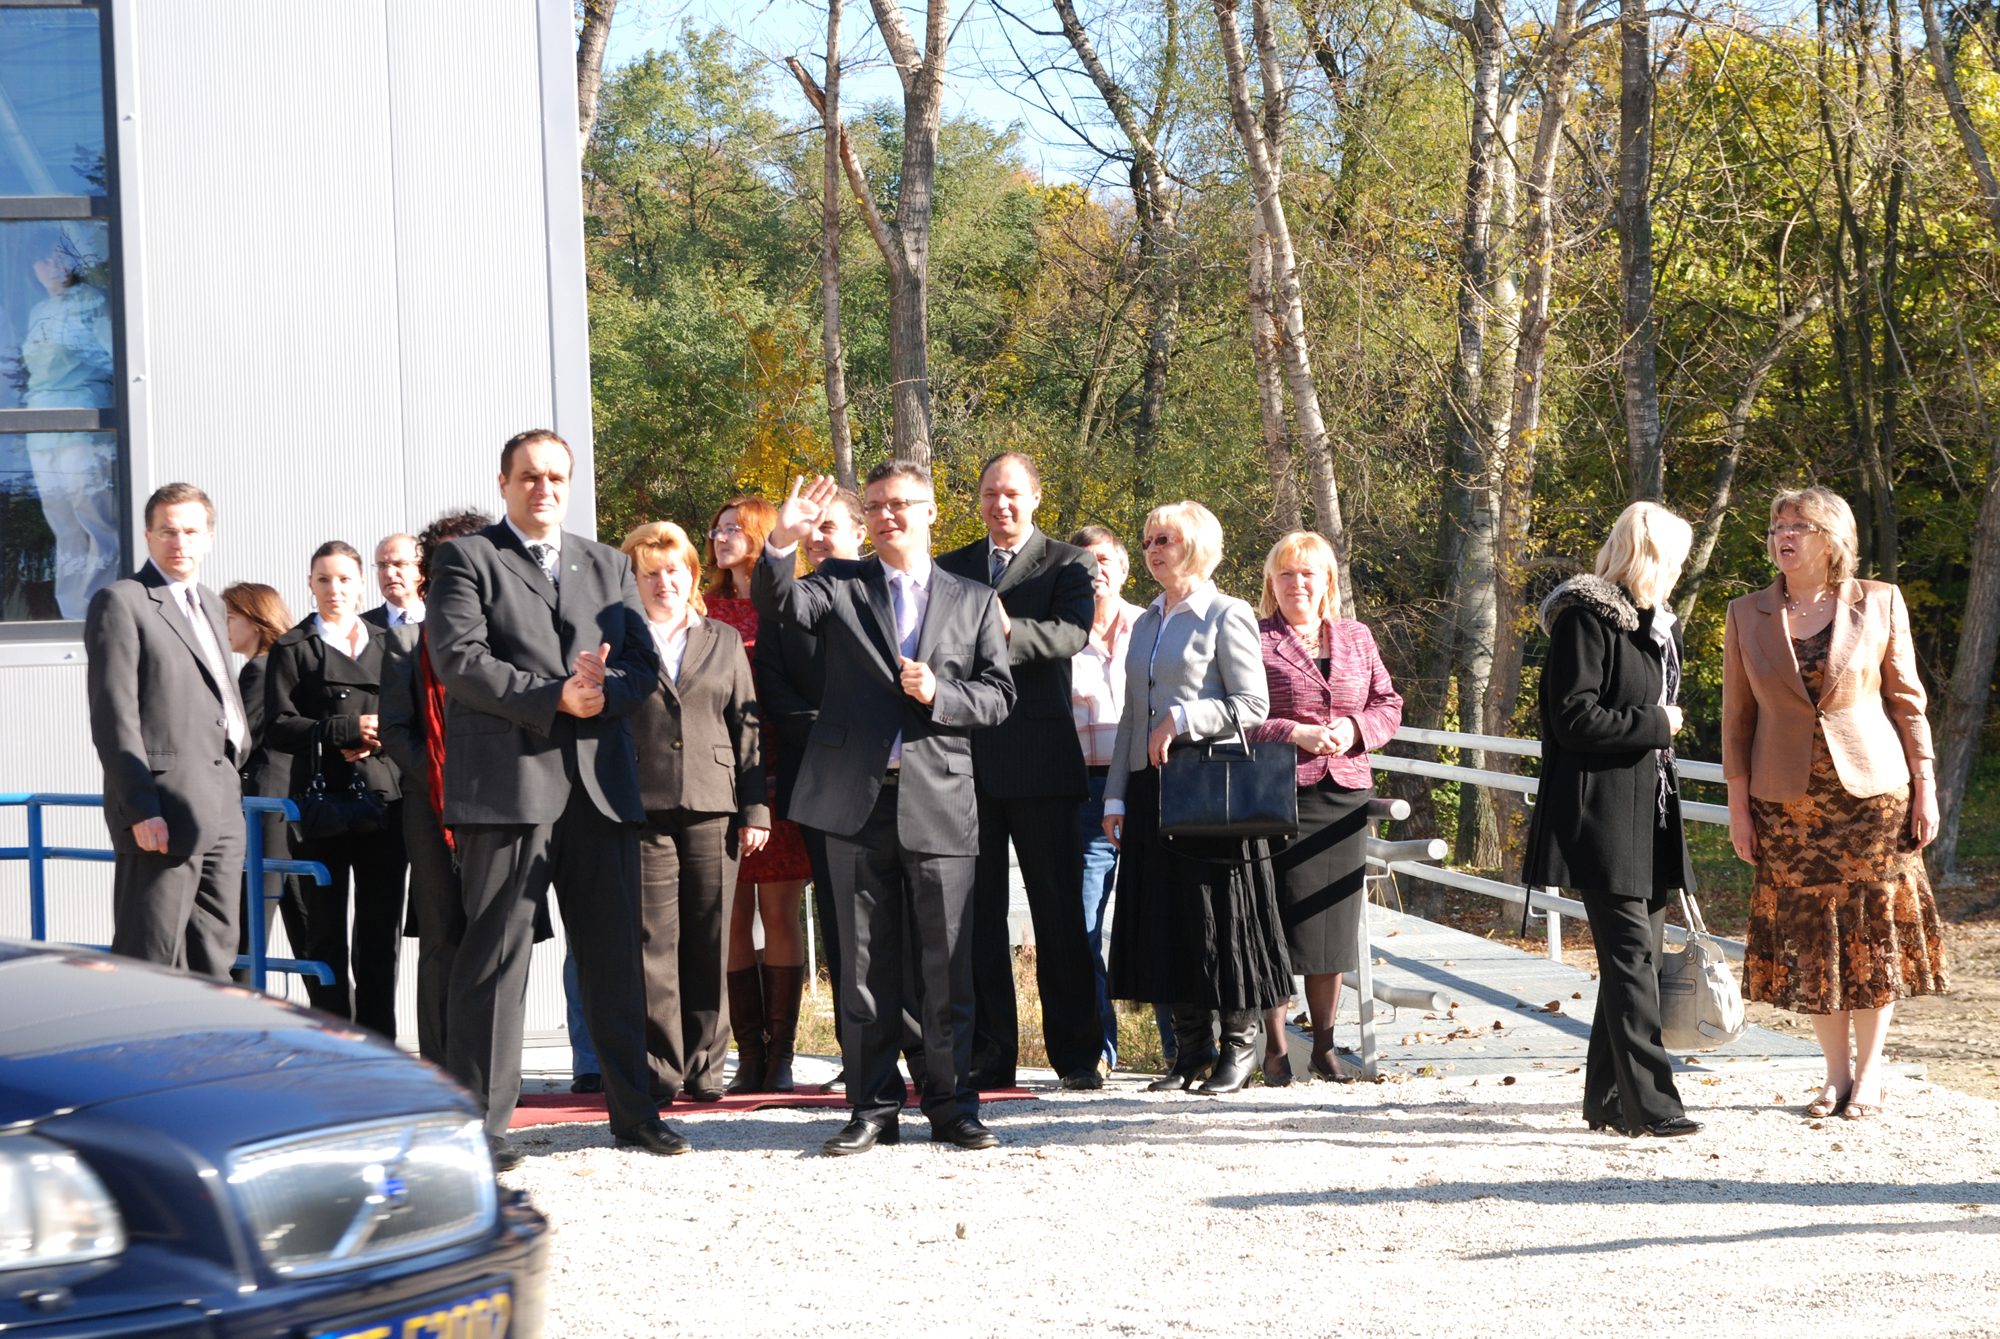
624,521,709,613
1522,501,1700,1138
1256,531,1339,624
1144,500,1226,584
1725,485,1944,1121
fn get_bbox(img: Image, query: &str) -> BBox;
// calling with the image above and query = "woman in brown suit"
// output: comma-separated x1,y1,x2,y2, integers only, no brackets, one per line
621,521,770,1102
1724,486,1947,1121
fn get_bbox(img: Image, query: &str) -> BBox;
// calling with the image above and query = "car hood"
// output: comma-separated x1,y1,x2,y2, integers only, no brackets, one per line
0,940,409,1125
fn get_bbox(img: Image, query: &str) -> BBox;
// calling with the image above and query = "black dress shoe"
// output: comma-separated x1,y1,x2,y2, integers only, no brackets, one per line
823,1117,898,1156
965,1070,1014,1091
931,1115,1000,1149
1629,1115,1703,1139
614,1119,693,1156
1058,1071,1104,1090
682,1085,726,1103
488,1135,523,1172
570,1073,603,1095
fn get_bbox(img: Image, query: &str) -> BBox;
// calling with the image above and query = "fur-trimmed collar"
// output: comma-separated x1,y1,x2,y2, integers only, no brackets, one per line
1538,573,1639,635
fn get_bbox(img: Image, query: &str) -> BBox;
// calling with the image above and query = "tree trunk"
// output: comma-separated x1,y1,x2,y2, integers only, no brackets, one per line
1247,230,1300,530
576,0,619,154
1919,0,2000,877
1216,0,1354,610
1618,0,1662,502
866,0,951,465
820,0,856,490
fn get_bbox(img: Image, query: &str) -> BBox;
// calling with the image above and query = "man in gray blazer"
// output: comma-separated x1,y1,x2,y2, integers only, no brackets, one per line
937,452,1102,1090
754,464,1016,1156
85,482,248,978
424,429,686,1166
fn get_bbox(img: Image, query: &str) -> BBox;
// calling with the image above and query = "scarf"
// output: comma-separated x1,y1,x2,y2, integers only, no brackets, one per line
418,628,454,852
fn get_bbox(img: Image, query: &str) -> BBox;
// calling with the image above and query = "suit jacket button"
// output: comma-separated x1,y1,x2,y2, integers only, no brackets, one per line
671,740,682,750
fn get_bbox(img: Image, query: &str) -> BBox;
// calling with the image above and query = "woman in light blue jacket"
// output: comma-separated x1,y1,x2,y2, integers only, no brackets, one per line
1101,501,1287,1093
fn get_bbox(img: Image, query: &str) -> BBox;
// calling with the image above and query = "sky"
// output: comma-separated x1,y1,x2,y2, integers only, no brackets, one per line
597,0,1113,184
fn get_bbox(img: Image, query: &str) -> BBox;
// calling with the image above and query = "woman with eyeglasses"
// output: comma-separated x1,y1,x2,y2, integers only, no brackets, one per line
1725,487,1946,1121
703,496,815,1092
1101,501,1287,1094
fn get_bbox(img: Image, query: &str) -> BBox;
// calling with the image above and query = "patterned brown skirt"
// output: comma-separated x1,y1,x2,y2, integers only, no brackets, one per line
1744,728,1948,1014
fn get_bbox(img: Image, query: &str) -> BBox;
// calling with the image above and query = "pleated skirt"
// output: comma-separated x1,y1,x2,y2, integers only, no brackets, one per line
1106,764,1293,1010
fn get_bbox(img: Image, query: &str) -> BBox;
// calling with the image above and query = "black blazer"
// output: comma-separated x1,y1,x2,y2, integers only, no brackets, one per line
752,549,1016,855
264,618,402,803
1522,575,1694,900
237,654,293,802
424,522,659,826
935,528,1094,799
752,614,824,820
632,617,768,824
84,563,249,858
376,622,427,785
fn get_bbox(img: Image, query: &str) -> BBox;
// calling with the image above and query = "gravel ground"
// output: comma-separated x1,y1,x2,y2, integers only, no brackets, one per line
505,1071,2000,1338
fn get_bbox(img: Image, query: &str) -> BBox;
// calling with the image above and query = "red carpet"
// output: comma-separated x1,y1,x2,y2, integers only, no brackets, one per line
511,1084,1039,1129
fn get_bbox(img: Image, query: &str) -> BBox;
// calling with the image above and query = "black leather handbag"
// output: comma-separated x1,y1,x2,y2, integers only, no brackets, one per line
1157,707,1299,841
290,721,388,843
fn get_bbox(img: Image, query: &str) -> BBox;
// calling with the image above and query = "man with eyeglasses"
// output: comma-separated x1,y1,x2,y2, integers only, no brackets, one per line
754,463,1016,1156
363,533,425,631
937,452,1105,1092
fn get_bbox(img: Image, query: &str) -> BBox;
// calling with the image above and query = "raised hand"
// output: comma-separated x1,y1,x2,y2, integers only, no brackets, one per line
771,474,840,549
899,655,936,706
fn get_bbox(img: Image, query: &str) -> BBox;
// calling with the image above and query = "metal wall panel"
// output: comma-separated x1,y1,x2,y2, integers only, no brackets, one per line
0,664,117,947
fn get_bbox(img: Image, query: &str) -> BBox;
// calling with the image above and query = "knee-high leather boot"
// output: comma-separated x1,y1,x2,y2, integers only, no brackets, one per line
761,963,804,1093
1147,1007,1219,1091
724,967,767,1094
1198,1010,1260,1094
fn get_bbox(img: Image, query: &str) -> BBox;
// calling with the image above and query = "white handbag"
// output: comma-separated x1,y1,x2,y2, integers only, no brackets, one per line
1658,890,1747,1051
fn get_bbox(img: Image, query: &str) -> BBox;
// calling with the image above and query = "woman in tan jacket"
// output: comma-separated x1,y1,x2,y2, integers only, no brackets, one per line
1723,486,1947,1121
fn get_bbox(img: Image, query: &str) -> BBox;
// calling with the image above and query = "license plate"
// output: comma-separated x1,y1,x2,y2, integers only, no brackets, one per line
313,1283,512,1339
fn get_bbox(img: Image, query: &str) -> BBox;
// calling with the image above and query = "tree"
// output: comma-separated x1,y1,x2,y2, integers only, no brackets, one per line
1618,0,1663,501
577,0,620,151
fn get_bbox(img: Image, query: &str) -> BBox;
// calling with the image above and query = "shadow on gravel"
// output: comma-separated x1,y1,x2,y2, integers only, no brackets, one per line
1209,1181,2000,1210
1456,1214,2000,1257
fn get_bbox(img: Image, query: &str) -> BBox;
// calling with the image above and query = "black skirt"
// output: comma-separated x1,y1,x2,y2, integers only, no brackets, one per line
1106,765,1293,1009
1269,778,1372,975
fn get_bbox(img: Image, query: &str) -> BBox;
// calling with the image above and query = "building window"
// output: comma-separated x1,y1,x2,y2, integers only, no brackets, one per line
0,3,119,626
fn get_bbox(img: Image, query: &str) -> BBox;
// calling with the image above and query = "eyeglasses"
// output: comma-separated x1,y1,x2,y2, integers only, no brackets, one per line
1768,523,1822,539
709,524,747,539
1139,534,1181,550
861,497,928,517
375,560,417,570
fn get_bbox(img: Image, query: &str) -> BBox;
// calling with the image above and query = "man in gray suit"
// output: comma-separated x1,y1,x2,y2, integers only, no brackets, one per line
85,482,248,978
425,429,687,1167
754,464,1015,1155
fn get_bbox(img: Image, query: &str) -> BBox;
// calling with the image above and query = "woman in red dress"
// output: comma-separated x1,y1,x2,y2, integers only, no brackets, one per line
705,495,816,1092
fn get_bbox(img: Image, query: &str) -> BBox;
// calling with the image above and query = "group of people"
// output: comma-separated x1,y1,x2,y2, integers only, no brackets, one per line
82,429,1948,1165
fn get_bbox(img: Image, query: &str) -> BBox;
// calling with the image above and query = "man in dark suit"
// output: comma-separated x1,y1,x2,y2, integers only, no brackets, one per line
362,532,425,631
937,452,1103,1089
425,429,686,1167
754,465,1016,1156
85,482,249,978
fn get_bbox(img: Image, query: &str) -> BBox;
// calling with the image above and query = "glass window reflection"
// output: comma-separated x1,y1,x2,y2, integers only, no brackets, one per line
1,219,117,622
0,9,106,197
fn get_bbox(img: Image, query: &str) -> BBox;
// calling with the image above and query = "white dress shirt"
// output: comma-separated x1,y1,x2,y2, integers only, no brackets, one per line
1072,598,1144,767
148,559,247,753
649,610,699,684
1102,582,1220,819
884,556,933,766
314,613,369,661
507,516,562,584
383,600,425,627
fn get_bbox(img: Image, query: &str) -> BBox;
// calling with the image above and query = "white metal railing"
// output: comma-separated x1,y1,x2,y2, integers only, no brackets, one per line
1365,725,1745,963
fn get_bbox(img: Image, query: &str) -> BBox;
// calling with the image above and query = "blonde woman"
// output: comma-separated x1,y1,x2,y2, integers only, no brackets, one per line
1522,502,1700,1139
1101,501,1284,1094
1244,532,1403,1083
1725,487,1946,1121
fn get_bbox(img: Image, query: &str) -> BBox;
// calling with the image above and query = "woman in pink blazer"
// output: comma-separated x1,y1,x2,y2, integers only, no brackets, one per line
1246,532,1403,1082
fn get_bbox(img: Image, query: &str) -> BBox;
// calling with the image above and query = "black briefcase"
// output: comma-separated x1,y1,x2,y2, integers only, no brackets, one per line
1157,721,1299,841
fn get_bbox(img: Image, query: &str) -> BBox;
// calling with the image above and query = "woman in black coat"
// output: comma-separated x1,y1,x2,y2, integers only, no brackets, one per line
224,582,297,984
1523,502,1700,1139
264,540,404,1038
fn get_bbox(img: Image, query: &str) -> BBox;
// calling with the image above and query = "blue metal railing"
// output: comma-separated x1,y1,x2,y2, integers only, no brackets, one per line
1,792,334,989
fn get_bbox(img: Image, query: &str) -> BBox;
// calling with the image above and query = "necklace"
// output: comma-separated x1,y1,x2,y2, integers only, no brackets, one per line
1293,620,1323,653
1784,582,1830,616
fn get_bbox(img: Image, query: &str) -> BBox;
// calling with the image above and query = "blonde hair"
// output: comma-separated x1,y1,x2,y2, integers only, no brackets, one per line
1258,531,1339,623
1768,486,1859,584
1595,502,1693,609
622,521,707,616
1144,501,1225,583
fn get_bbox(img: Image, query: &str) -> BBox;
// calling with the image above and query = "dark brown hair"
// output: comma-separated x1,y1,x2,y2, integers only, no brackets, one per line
221,582,292,657
499,428,572,479
1069,525,1126,562
865,459,933,494
704,496,785,597
144,482,215,530
416,509,493,596
309,540,365,577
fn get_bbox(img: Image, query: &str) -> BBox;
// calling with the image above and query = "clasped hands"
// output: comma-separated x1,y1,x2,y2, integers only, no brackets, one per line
340,713,381,763
1291,717,1359,757
560,642,614,717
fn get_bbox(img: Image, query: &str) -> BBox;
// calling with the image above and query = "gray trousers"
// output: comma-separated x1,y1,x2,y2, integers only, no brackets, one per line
827,782,977,1127
447,787,652,1139
638,811,737,1096
111,820,245,980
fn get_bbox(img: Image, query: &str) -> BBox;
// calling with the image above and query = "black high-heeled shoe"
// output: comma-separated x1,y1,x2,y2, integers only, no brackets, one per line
1147,1006,1217,1091
1198,1011,1260,1094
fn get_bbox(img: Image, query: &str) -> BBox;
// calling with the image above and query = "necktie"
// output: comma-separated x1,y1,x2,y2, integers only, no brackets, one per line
527,541,558,586
989,546,1011,586
894,571,919,657
184,587,247,756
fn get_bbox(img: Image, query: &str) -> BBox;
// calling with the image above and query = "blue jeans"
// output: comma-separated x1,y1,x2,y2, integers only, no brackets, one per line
1078,774,1121,1067
563,950,599,1078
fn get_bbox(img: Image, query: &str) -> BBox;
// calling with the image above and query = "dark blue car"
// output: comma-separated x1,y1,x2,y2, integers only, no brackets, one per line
0,940,549,1337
